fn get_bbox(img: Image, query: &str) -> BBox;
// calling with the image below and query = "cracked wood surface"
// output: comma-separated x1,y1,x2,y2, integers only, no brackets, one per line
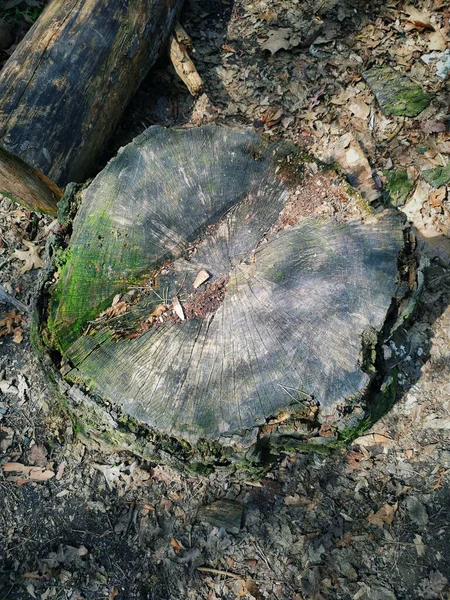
0,0,181,213
47,125,405,444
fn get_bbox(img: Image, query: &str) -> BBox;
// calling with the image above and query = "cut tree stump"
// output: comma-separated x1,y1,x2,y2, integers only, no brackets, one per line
0,0,182,214
37,125,415,472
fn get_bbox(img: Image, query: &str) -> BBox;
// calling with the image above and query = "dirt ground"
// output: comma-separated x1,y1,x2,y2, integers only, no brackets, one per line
1,0,450,599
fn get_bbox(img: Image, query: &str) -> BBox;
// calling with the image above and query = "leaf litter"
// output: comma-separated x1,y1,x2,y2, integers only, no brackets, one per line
1,0,450,598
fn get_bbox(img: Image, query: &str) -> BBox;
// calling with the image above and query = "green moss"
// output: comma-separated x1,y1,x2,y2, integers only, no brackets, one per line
384,170,413,207
422,163,450,188
363,66,433,117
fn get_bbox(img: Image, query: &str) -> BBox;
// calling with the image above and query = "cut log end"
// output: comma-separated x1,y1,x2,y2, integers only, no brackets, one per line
37,125,416,471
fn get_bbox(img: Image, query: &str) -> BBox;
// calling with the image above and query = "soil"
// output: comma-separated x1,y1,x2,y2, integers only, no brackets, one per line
1,0,450,599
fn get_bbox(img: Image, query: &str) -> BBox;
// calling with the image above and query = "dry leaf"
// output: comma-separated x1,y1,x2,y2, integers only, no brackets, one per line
92,463,124,490
368,502,398,527
348,98,371,120
354,433,394,447
260,28,299,55
12,327,23,343
172,296,185,320
0,309,23,337
109,587,119,600
170,537,184,552
2,462,55,484
428,27,449,52
30,443,48,467
149,304,168,318
56,460,67,480
101,300,127,319
414,534,426,557
151,464,182,485
13,240,44,273
403,5,434,31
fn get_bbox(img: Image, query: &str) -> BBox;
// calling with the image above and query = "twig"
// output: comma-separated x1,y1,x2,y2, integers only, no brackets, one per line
197,567,243,580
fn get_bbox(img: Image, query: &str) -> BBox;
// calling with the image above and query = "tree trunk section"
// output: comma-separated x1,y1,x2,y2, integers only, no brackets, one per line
37,125,416,469
0,0,182,213
0,148,62,215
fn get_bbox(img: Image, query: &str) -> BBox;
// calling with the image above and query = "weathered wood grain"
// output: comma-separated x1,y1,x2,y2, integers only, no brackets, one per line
46,125,405,446
0,0,182,212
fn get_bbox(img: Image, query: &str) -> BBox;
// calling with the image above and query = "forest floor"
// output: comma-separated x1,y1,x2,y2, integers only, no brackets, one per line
1,0,450,599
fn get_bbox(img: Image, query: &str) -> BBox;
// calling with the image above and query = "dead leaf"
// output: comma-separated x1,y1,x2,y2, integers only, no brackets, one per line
109,587,119,600
348,98,371,120
172,296,185,320
92,463,124,490
148,304,168,319
101,300,127,319
0,310,23,338
414,534,426,557
428,27,449,52
368,502,398,528
13,240,44,273
12,327,23,343
151,464,182,485
260,28,299,55
354,433,394,447
30,443,48,467
0,379,18,395
0,427,14,453
403,5,434,31
170,537,184,552
56,460,66,480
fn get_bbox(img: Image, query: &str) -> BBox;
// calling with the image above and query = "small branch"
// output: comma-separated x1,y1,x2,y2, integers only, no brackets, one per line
197,566,243,580
169,23,204,96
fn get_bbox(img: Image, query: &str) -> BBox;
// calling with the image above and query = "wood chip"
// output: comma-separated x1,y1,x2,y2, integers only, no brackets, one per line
172,296,185,320
193,269,211,289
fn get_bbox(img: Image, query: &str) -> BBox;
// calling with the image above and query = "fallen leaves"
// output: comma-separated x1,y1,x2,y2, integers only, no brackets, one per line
100,294,127,319
367,502,398,528
260,28,300,55
13,240,44,273
2,461,55,485
0,309,24,343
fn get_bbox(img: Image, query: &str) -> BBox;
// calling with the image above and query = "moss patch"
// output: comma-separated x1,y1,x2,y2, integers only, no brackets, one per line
384,170,413,207
363,66,433,117
422,162,450,188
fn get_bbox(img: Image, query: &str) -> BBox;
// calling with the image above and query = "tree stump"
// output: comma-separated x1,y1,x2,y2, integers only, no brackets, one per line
0,0,182,214
37,125,414,472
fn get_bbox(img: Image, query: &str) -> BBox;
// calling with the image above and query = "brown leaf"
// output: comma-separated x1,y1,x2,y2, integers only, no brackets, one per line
149,304,168,318
56,460,67,480
354,433,394,447
30,443,48,467
260,29,299,55
13,240,44,273
368,502,398,528
428,27,449,51
109,587,119,600
151,464,182,485
101,300,127,319
12,327,23,343
170,537,184,552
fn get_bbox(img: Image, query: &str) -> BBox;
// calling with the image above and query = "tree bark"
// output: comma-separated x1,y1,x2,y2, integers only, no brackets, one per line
0,0,182,214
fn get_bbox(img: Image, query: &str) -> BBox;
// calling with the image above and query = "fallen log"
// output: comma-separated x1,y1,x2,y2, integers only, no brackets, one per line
36,125,417,472
0,0,182,214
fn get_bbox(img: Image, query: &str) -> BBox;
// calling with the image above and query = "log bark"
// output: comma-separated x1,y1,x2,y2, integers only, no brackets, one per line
0,0,182,214
39,125,412,465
